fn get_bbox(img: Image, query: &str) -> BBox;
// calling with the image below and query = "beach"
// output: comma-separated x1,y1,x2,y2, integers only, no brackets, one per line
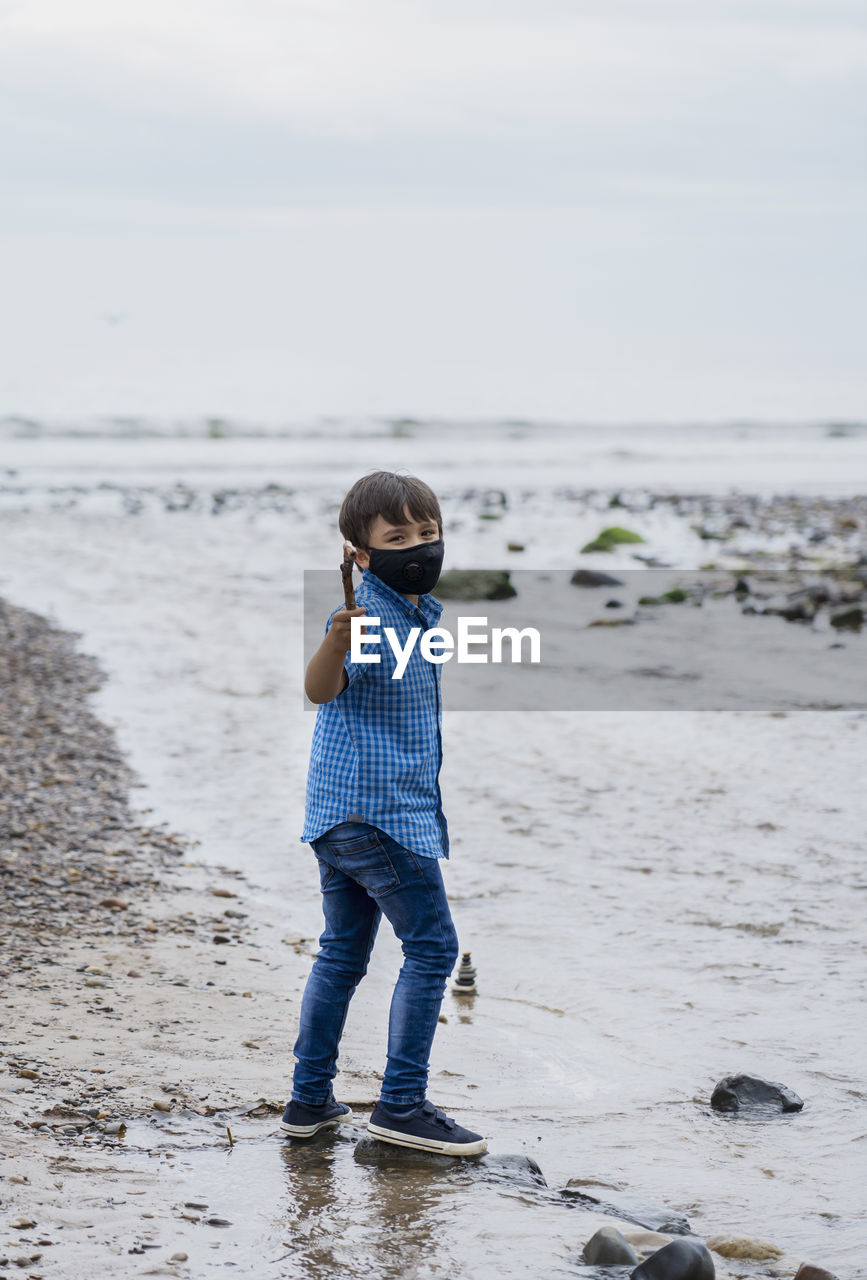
1,419,865,1278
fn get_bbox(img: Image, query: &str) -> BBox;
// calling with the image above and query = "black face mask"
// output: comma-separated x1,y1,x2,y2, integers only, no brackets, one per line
366,538,444,597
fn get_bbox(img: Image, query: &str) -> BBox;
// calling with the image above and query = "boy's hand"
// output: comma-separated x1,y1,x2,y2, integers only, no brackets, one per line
325,605,368,655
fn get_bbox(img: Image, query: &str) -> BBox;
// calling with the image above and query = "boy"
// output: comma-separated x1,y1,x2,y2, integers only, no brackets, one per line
281,469,487,1156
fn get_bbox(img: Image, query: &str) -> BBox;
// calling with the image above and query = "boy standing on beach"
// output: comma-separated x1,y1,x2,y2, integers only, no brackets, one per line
281,470,487,1156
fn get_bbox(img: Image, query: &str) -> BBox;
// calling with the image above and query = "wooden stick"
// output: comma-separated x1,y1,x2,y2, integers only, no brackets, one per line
341,541,357,610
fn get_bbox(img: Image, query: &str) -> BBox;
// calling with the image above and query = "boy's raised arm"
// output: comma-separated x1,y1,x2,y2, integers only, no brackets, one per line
305,606,367,703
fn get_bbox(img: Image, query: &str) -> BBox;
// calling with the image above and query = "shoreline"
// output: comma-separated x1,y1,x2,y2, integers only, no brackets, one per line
0,594,841,1278
0,595,384,1275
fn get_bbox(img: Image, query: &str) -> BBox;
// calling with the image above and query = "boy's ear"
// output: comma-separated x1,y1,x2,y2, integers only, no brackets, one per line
353,546,370,570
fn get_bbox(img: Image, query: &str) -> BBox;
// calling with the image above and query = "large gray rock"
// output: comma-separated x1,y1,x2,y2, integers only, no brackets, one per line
631,1239,715,1280
583,1226,640,1265
710,1073,804,1114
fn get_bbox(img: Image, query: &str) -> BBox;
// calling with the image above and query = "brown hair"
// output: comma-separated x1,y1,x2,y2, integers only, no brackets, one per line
339,470,442,550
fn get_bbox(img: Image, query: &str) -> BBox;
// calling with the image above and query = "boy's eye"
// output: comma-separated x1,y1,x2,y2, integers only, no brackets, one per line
389,528,436,542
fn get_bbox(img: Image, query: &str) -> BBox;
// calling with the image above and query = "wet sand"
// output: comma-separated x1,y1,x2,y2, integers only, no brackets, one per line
0,596,372,1274
0,593,843,1279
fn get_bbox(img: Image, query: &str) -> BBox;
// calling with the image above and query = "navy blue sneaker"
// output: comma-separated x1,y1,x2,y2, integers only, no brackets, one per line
367,1099,487,1155
280,1094,352,1137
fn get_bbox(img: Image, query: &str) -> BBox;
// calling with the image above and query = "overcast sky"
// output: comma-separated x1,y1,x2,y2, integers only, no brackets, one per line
1,0,865,423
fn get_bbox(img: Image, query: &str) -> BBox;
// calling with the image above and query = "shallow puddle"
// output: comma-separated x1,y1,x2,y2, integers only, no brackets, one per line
104,1109,613,1279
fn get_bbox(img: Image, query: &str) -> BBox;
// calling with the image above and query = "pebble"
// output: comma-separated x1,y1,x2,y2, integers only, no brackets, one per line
793,1265,839,1280
0,597,195,979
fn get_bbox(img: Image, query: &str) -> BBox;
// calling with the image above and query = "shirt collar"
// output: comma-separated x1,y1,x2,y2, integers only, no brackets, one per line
360,567,443,623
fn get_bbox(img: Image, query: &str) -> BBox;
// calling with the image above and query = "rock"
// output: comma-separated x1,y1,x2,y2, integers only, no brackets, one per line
571,569,625,587
476,1154,546,1188
353,1137,541,1186
353,1134,466,1169
710,1073,804,1114
583,1226,639,1265
204,1216,231,1227
434,570,518,601
631,1239,715,1279
581,526,646,554
638,588,689,605
622,1230,679,1256
707,1235,784,1260
561,1183,690,1235
692,524,730,541
480,488,507,508
506,542,525,552
793,1265,840,1280
10,1218,36,1230
766,597,817,623
210,887,237,899
152,1100,172,1113
830,605,863,630
797,583,834,605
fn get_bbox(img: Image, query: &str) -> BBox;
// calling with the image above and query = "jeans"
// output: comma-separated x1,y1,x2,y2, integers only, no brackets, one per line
291,821,460,1108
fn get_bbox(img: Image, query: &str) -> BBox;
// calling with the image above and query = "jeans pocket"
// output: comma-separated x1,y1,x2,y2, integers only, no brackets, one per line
323,824,401,897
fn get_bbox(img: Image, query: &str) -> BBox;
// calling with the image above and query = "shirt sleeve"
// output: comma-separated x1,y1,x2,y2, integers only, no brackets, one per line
324,604,371,689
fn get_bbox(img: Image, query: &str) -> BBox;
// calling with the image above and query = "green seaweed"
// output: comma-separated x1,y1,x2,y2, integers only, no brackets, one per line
580,525,646,554
638,588,688,605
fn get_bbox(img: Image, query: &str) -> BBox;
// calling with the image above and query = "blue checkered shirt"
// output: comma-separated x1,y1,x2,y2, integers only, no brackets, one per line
300,567,449,859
